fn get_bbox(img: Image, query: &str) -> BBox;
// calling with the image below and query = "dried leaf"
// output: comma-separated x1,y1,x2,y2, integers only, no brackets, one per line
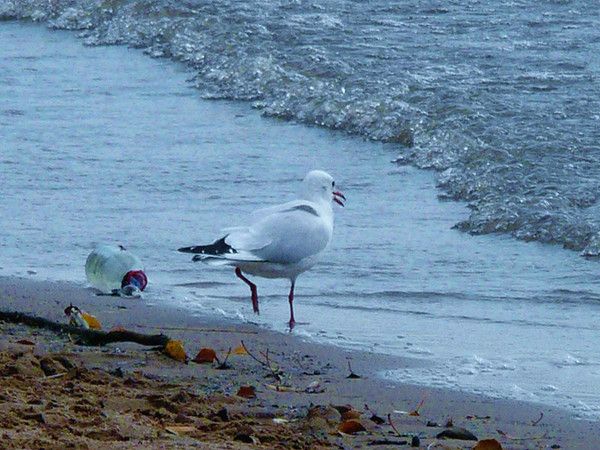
496,429,547,441
346,360,361,378
232,345,248,355
165,425,196,435
473,439,503,450
16,339,36,345
164,340,187,363
236,386,256,399
409,393,427,416
341,409,362,421
234,433,259,444
332,404,352,415
192,348,217,364
369,413,385,425
338,420,366,435
82,312,102,330
437,427,478,441
109,326,127,332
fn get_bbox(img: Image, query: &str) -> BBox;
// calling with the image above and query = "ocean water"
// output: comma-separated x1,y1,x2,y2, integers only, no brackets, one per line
1,10,600,419
3,0,600,253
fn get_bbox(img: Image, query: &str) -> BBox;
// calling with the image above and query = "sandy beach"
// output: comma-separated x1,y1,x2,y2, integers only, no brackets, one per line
1,275,598,449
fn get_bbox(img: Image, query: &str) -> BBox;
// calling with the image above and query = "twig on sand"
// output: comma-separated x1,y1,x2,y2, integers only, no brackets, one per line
259,348,282,370
42,372,68,380
531,411,544,426
241,340,269,367
241,340,280,369
409,393,428,416
0,310,171,347
497,429,548,441
241,340,282,381
346,360,361,379
365,404,385,424
264,348,282,382
215,347,232,370
387,413,403,437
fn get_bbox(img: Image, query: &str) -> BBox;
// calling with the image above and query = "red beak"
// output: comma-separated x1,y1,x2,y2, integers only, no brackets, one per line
333,190,346,207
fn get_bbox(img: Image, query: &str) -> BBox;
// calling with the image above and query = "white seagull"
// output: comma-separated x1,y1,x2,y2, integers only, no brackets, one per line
178,170,345,329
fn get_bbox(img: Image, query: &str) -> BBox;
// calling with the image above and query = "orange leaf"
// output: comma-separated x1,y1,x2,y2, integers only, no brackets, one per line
82,312,102,330
338,420,366,435
473,439,503,450
409,393,427,416
192,348,217,364
341,409,362,421
165,340,187,363
232,345,248,355
109,326,127,332
332,405,361,421
236,386,256,399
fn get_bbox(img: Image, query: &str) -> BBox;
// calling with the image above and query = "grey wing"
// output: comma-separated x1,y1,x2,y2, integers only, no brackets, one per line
219,200,304,251
245,203,332,264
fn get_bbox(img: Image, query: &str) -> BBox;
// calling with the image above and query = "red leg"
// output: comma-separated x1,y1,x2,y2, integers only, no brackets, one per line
288,280,296,330
235,267,259,314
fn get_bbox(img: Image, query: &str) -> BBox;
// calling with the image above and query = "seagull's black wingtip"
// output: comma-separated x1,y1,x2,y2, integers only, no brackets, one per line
178,237,237,256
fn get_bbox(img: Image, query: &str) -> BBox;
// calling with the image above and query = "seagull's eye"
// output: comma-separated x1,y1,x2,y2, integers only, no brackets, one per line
332,181,335,187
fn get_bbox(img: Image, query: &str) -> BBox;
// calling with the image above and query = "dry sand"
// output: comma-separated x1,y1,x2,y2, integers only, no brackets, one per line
0,275,598,449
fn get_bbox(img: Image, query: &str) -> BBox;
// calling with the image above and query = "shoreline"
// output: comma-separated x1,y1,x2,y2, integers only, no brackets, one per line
3,20,600,419
1,275,598,448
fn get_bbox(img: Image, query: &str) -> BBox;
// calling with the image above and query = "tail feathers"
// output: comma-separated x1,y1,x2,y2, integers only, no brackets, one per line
178,236,237,257
192,254,233,265
191,252,267,265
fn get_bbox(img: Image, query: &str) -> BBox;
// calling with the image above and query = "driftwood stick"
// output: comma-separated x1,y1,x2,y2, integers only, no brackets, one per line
0,310,171,347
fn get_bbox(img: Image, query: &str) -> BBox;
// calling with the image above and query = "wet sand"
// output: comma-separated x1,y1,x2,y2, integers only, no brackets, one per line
1,275,598,449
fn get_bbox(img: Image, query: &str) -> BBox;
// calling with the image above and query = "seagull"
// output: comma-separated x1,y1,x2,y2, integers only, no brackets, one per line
178,170,345,329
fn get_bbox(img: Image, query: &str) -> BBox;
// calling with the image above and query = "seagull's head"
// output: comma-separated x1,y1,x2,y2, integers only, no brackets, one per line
303,170,346,207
